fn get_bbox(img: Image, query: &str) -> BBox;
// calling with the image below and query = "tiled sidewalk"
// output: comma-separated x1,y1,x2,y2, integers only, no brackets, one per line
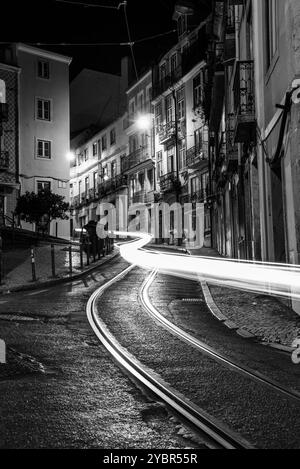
188,246,300,348
0,244,115,293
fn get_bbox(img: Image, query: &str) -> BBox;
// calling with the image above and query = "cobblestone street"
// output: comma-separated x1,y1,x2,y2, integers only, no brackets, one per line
1,252,300,449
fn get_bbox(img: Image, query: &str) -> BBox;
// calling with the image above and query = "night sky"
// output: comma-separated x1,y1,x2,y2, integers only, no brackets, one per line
3,0,180,80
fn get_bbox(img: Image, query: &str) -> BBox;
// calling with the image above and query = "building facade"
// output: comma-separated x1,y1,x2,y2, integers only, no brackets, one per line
152,12,211,245
204,0,300,313
14,43,72,238
0,62,20,226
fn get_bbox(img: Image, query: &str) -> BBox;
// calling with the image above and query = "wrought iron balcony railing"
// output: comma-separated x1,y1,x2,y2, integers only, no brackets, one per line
121,148,151,172
233,60,256,143
98,174,128,197
159,171,181,193
152,64,183,99
70,194,80,209
0,151,9,170
186,143,208,168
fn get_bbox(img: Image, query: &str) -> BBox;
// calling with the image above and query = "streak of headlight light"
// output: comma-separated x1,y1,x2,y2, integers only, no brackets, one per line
116,232,300,300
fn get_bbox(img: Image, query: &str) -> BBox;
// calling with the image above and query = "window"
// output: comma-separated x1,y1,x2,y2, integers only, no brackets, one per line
111,161,116,178
101,134,107,151
170,53,177,76
110,128,116,146
177,87,185,120
146,86,152,105
37,60,49,79
85,176,89,195
70,183,73,198
195,128,203,150
93,171,98,189
191,177,199,196
129,134,138,153
160,62,167,81
193,73,203,108
36,98,51,121
155,102,162,132
37,139,51,159
58,180,67,189
157,151,162,177
129,99,136,120
37,180,51,193
167,146,174,173
179,142,186,170
79,180,82,195
137,91,145,112
165,95,173,123
265,0,278,69
93,142,98,157
84,148,88,161
201,172,209,195
102,165,108,179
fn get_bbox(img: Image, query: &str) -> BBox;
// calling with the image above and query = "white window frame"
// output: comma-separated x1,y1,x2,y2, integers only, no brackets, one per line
37,59,50,80
36,138,52,160
36,97,52,121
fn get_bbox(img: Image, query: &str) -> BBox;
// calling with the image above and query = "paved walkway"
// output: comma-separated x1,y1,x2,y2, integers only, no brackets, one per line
0,243,115,293
187,246,300,348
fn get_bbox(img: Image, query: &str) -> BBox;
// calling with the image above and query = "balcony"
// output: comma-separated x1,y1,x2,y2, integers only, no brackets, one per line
0,151,9,170
121,148,151,172
233,61,256,143
159,172,180,193
226,114,238,172
152,65,183,100
186,143,208,168
158,121,176,144
181,189,207,204
131,190,154,204
99,174,128,197
70,194,80,209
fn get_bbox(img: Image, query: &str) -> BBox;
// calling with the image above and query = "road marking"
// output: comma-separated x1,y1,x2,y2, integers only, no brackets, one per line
27,289,49,296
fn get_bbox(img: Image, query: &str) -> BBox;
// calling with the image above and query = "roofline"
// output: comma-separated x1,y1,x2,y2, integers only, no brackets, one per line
126,69,152,94
16,43,72,65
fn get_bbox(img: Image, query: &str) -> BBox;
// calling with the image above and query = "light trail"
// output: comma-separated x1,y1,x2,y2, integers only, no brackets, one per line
115,232,300,301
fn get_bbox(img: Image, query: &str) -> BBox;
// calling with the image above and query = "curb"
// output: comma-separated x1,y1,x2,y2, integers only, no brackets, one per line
0,251,119,295
200,279,295,355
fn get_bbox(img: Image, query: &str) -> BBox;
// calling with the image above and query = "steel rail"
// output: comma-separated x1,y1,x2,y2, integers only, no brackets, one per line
86,264,252,450
140,269,300,403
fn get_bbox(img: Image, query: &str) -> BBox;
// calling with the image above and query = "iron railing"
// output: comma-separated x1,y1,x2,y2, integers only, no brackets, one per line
98,174,128,197
186,143,208,167
233,61,255,117
121,148,151,172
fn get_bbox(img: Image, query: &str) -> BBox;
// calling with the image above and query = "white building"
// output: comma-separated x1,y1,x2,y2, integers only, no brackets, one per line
15,43,72,238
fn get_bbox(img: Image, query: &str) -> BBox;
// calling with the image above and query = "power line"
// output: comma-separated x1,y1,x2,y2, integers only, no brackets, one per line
54,0,125,9
122,1,138,81
134,29,177,45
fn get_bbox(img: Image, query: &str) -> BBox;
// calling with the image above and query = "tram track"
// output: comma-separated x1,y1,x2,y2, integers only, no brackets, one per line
86,262,252,449
86,239,300,449
141,269,300,403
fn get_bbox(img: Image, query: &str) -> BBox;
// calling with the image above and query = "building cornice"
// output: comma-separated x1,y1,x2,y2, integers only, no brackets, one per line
126,70,152,95
0,62,21,73
16,43,72,65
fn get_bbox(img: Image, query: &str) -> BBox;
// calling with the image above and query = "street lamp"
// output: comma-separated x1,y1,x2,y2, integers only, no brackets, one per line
66,151,75,162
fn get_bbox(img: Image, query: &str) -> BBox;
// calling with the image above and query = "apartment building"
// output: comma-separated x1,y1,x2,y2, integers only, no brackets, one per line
152,9,211,245
70,114,128,233
123,70,154,232
0,61,20,226
14,43,72,238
